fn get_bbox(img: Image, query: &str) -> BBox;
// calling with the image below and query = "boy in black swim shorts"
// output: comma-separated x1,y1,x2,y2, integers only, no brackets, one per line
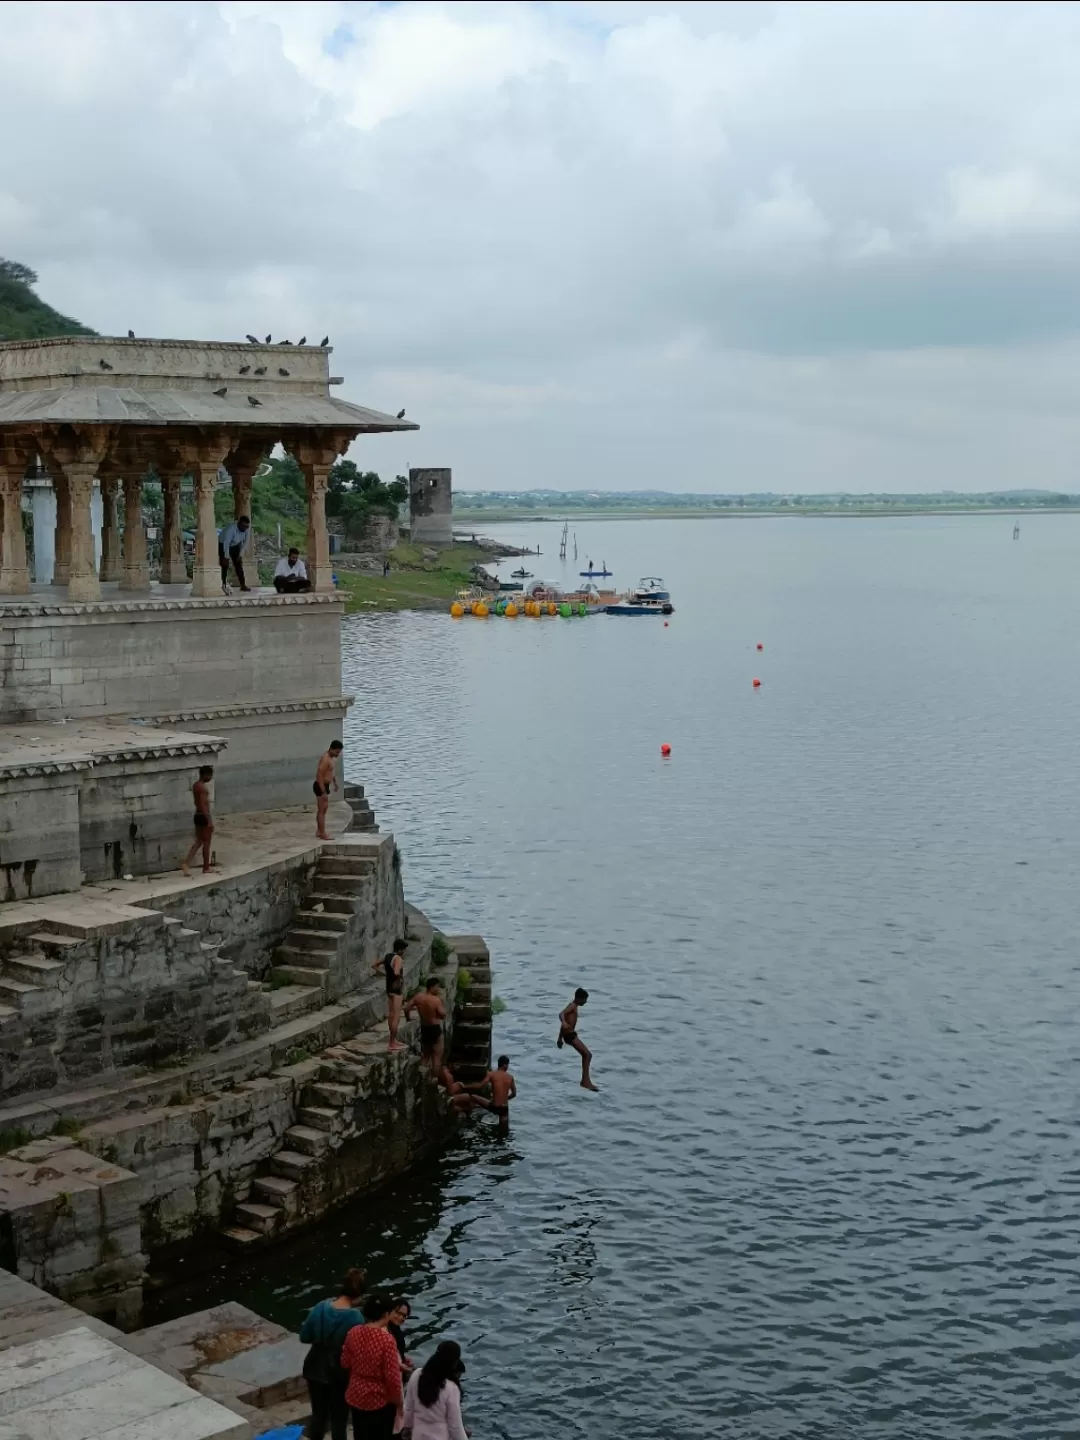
180,766,215,876
372,937,407,1052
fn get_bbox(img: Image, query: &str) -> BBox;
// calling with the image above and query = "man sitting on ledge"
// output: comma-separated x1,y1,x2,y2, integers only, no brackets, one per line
274,548,311,593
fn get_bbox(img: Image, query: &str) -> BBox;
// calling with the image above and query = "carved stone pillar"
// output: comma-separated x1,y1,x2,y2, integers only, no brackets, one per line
119,472,150,591
39,426,112,602
233,469,253,523
176,435,233,598
0,445,31,596
291,433,352,595
98,472,121,582
160,472,188,585
52,472,72,586
62,463,102,602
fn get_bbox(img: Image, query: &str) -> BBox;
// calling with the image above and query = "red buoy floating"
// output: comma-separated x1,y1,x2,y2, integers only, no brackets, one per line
664,621,669,627
752,677,761,688
756,642,764,651
660,743,672,756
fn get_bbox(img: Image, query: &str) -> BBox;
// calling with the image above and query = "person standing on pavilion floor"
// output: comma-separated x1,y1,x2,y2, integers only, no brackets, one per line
218,514,252,593
340,1294,404,1439
300,1268,366,1440
180,765,215,876
274,547,310,593
314,740,343,841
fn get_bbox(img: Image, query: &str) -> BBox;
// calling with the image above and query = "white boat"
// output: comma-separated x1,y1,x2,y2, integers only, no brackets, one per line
605,577,674,616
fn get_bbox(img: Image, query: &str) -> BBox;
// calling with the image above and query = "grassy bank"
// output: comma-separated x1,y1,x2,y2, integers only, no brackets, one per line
338,542,493,613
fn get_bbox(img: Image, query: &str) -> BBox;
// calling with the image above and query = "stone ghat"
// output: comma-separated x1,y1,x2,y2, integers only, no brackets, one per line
0,923,490,1328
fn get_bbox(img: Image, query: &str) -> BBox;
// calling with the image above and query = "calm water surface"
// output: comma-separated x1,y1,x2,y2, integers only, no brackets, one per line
170,517,1080,1438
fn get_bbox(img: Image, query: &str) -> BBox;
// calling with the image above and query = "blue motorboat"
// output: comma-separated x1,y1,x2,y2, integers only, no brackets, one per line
605,576,674,616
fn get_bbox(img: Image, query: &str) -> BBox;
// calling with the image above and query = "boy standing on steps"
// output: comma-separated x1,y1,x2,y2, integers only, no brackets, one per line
373,937,407,1052
314,740,343,841
405,977,446,1075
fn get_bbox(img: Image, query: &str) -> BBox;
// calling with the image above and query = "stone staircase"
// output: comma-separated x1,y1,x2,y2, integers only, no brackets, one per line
344,781,378,833
0,925,84,1023
269,845,378,1010
223,1026,430,1247
445,936,493,1085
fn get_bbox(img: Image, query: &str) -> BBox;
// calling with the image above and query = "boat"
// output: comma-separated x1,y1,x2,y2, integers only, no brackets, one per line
498,581,524,592
511,567,533,579
605,576,674,616
579,568,612,578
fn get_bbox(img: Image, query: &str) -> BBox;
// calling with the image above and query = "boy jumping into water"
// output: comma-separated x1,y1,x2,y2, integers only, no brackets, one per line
558,988,599,1091
313,740,343,840
468,1055,517,1133
180,766,215,876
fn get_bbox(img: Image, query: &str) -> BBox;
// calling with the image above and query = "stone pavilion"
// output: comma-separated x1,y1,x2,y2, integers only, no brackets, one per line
0,336,416,896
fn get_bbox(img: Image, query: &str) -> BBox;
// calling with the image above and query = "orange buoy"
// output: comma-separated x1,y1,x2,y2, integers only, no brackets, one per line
752,677,761,688
505,602,518,618
660,743,671,756
450,602,464,618
756,642,764,651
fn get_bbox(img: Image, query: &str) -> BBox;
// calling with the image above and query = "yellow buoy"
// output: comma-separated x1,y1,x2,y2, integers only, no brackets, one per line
505,602,518,618
450,602,464,618
547,602,557,616
474,601,489,617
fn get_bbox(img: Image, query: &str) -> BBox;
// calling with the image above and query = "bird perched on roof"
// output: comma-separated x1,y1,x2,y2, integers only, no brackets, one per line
264,333,271,343
239,365,250,375
396,408,405,419
278,338,292,345
127,329,135,339
297,336,306,346
320,335,329,347
213,386,228,397
254,366,266,375
278,368,290,377
248,395,262,407
99,359,113,370
246,335,259,344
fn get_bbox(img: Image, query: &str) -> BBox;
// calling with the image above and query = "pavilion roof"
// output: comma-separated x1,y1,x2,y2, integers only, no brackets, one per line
0,336,418,434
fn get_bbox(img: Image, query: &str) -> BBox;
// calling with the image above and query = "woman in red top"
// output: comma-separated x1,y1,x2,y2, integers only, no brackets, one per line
340,1294,404,1439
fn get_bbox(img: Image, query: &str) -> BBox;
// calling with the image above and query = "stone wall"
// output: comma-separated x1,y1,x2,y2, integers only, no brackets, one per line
0,770,82,901
350,513,399,553
0,595,351,817
0,913,273,1097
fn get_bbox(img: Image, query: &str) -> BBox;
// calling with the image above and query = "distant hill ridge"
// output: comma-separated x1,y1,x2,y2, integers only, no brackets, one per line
0,258,95,341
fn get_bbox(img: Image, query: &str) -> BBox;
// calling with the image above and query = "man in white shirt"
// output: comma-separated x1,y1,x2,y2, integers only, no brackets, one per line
218,515,252,593
273,548,310,593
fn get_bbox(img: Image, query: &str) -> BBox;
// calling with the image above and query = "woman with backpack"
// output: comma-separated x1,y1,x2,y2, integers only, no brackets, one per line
299,1267,366,1440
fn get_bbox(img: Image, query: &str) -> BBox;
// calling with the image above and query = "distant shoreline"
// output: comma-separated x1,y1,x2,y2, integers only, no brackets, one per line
452,505,1080,524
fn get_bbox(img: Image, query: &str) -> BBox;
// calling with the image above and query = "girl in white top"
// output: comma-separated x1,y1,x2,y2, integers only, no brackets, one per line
402,1340,469,1440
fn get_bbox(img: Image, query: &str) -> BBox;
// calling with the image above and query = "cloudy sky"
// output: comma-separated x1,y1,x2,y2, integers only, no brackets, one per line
3,0,1080,492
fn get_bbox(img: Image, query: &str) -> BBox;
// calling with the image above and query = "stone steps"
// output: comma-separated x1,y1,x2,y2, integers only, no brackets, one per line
297,1104,343,1134
272,951,333,980
3,954,66,987
316,853,375,874
295,910,350,933
267,985,326,1022
307,872,369,896
305,892,358,915
234,1201,283,1236
286,927,344,954
271,1149,317,1182
285,1124,330,1157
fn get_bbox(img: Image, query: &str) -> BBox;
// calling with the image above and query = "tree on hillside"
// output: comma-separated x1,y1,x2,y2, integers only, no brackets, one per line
0,255,95,339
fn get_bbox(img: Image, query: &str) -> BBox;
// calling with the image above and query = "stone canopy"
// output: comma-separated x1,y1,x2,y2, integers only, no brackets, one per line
0,336,419,602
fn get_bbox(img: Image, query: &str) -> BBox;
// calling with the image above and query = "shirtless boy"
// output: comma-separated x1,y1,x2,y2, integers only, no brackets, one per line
558,988,599,1091
439,1063,489,1115
469,1055,517,1133
372,937,407,1051
405,978,446,1074
180,766,215,876
313,740,343,840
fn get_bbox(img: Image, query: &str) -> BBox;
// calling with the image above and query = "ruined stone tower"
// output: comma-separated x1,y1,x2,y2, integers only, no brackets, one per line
408,467,453,546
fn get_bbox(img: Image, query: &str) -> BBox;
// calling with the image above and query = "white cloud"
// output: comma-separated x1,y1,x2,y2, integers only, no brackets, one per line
2,1,1080,490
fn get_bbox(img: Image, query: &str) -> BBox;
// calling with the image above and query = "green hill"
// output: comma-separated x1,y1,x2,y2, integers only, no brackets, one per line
0,258,95,341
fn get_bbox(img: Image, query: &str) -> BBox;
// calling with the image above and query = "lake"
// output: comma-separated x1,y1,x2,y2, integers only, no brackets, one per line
169,515,1080,1438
